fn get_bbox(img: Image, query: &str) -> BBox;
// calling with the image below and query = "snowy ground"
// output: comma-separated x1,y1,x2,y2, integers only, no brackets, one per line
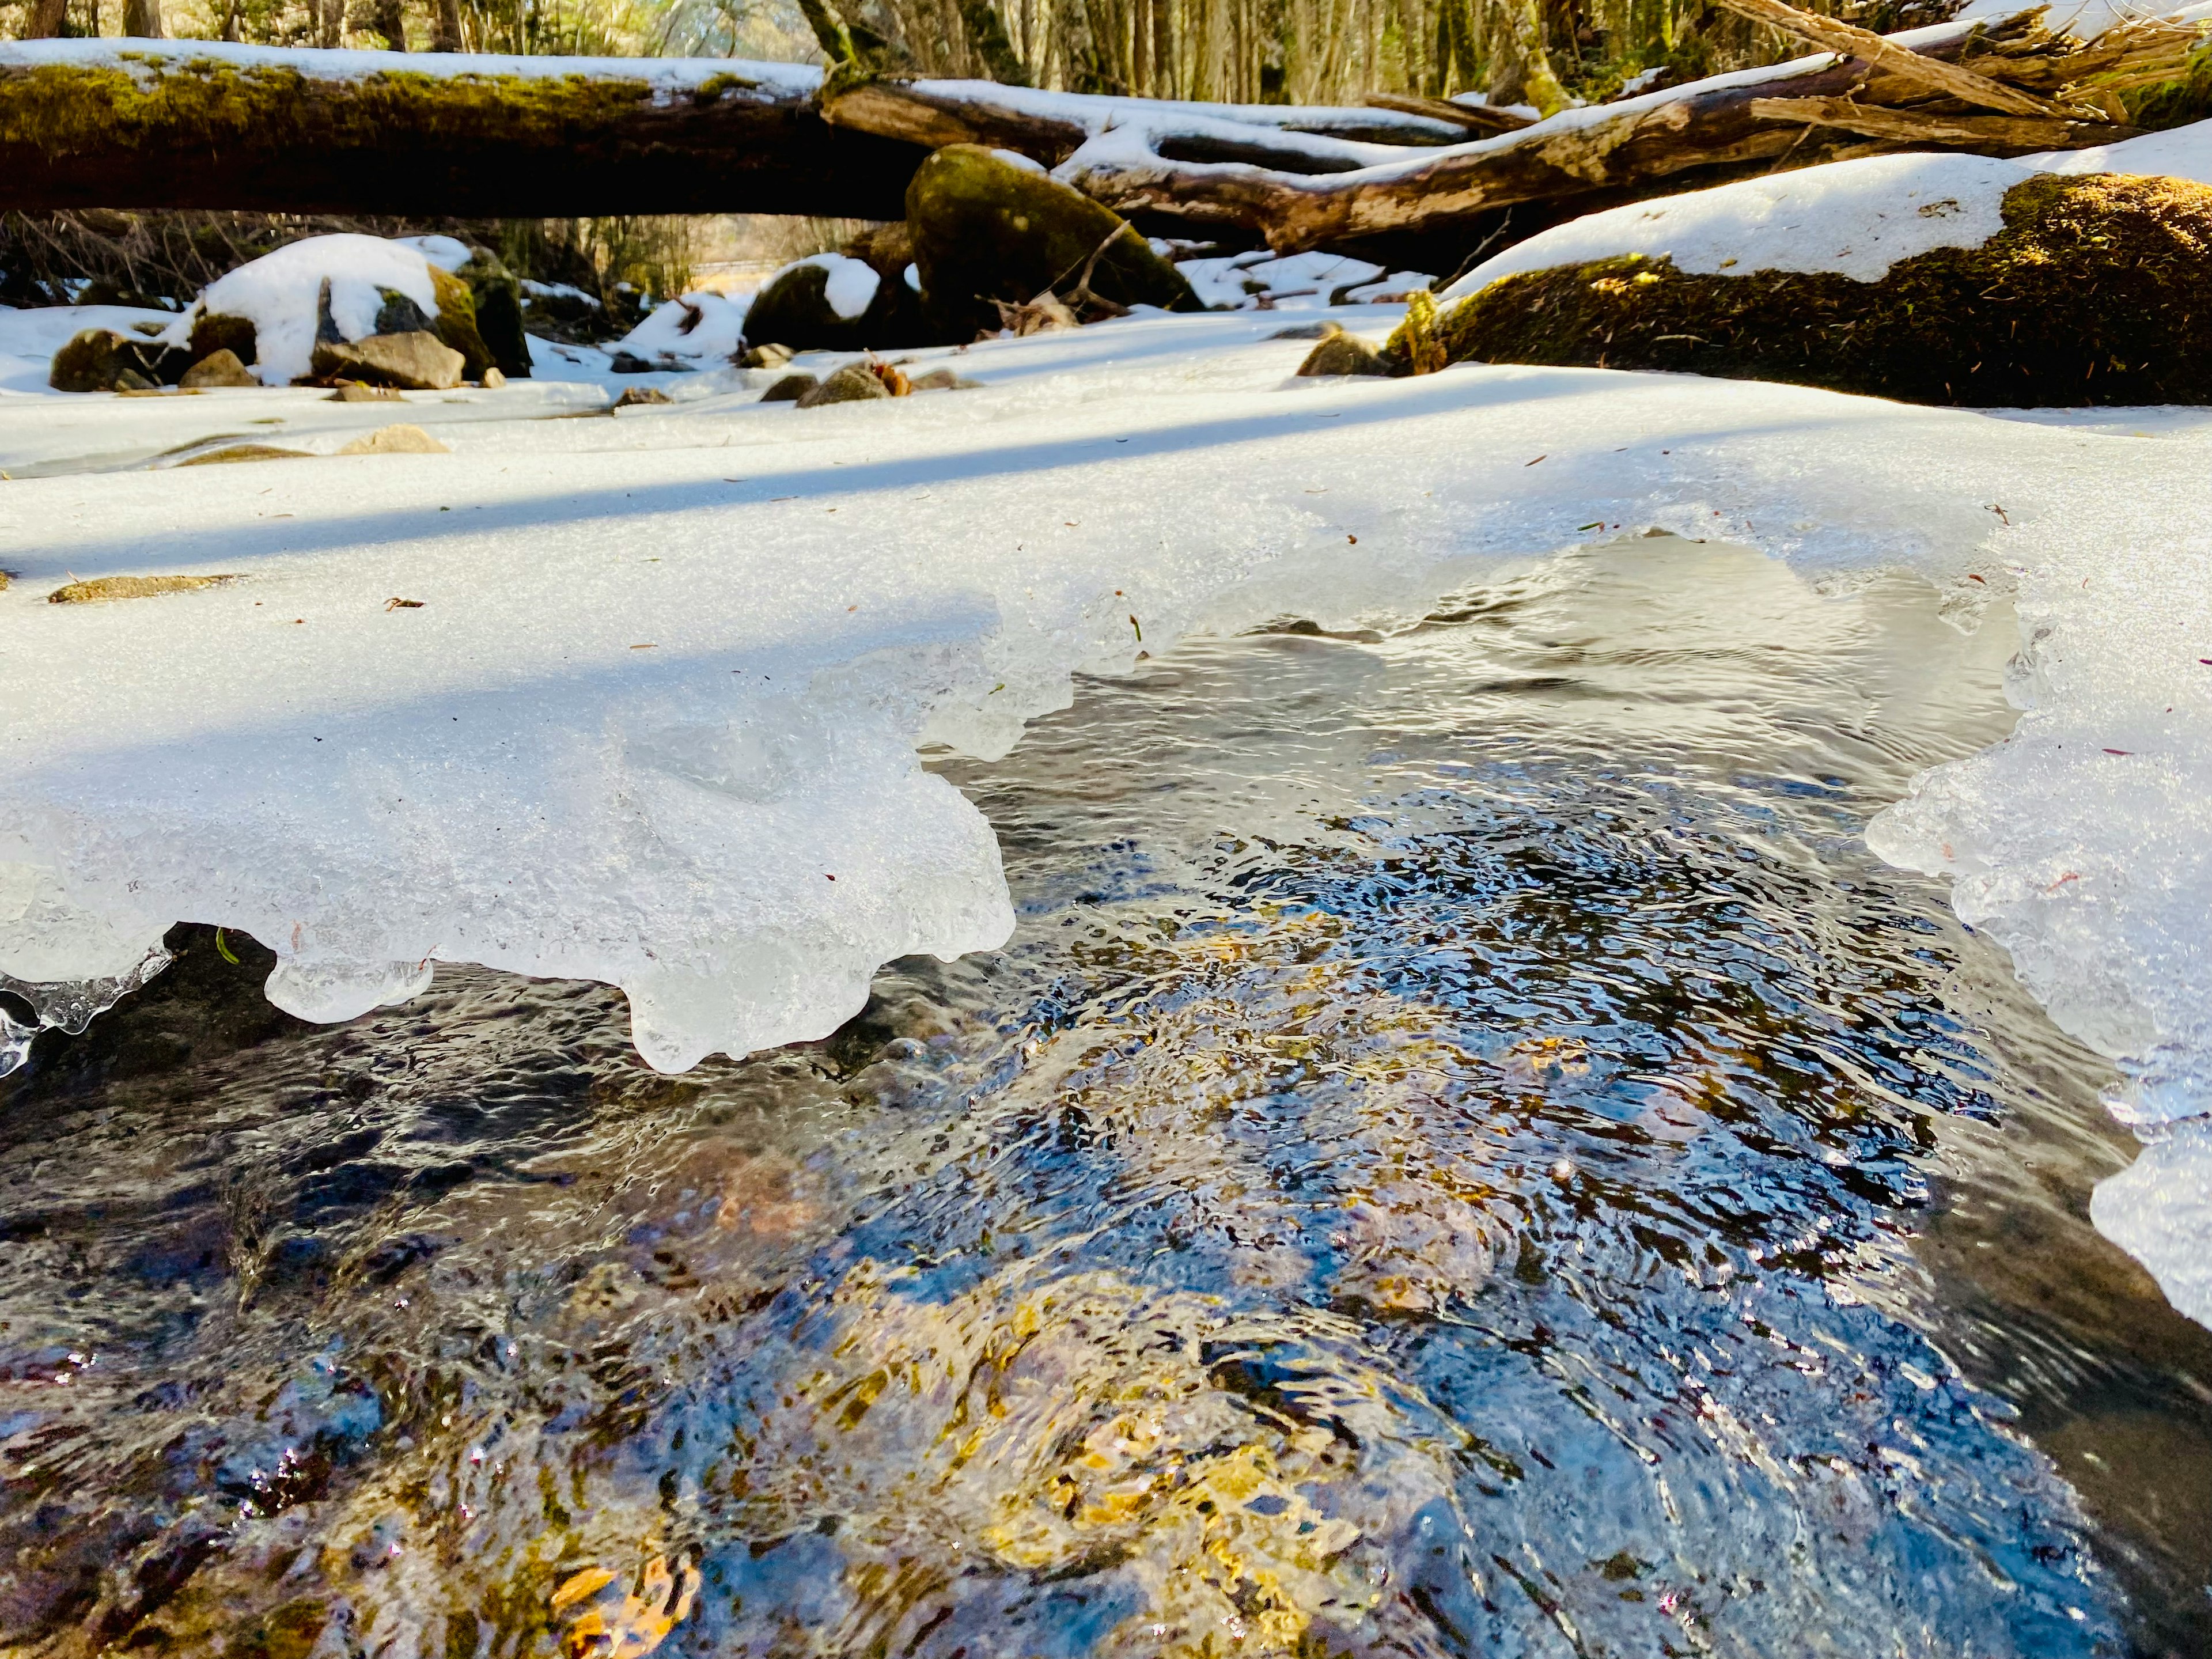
0,302,2206,1327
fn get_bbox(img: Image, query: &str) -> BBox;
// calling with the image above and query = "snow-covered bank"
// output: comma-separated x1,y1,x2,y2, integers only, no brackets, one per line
0,311,2205,1321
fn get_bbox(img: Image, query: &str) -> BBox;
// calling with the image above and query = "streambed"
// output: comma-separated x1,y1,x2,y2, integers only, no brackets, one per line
2,538,2207,1656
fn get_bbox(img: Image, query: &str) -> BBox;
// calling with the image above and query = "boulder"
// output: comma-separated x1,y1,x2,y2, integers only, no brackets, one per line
426,267,499,382
906,366,980,391
741,248,931,354
309,331,465,391
453,247,531,378
759,372,818,402
1422,172,2212,407
1296,333,1396,377
328,383,403,403
336,423,449,455
48,328,176,392
906,145,1200,340
612,385,673,408
793,362,892,407
179,348,259,389
189,311,257,369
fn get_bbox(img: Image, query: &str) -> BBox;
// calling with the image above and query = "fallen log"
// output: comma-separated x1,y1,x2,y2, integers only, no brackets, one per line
0,38,923,217
822,5,2191,251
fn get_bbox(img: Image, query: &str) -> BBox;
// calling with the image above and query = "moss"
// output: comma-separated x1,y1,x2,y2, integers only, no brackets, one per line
428,264,495,380
48,573,240,601
1431,173,2212,407
907,145,1200,340
0,59,673,160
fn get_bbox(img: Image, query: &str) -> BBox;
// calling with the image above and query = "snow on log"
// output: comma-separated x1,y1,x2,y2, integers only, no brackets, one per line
824,6,2186,250
0,38,922,216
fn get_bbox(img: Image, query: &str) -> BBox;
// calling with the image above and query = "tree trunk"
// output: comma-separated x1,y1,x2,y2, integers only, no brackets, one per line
430,0,465,52
0,46,922,219
24,0,70,37
122,0,165,36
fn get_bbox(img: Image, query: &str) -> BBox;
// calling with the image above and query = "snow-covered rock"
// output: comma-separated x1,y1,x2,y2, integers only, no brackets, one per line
1175,247,1434,310
611,290,751,370
156,233,446,387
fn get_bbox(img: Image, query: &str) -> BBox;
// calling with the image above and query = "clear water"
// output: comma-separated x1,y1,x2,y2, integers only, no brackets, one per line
3,540,2209,1659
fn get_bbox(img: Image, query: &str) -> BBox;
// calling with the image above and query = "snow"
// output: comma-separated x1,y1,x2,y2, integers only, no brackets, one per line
744,253,882,325
1435,120,2212,300
1443,152,2025,294
1,309,2210,1327
156,233,445,387
1176,248,1434,309
2023,117,2212,185
0,35,823,96
0,302,175,395
612,290,752,366
1959,0,2212,40
395,234,475,273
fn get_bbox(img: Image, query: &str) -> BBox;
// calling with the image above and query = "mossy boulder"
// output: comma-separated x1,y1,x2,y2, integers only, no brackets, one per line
426,266,498,382
47,328,183,392
742,248,932,354
1421,172,2212,407
188,310,257,368
906,144,1200,340
453,247,530,378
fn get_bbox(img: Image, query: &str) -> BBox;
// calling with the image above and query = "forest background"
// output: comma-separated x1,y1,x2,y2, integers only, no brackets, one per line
0,0,1971,321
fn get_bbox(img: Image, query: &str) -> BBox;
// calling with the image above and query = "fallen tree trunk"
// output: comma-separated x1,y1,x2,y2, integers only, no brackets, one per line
0,38,923,217
824,7,2187,251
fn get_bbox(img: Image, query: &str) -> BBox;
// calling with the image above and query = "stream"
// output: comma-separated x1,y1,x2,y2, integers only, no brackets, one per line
3,537,2207,1657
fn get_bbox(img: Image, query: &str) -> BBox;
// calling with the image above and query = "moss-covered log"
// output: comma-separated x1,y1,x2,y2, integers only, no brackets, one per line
1419,173,2212,407
0,40,926,217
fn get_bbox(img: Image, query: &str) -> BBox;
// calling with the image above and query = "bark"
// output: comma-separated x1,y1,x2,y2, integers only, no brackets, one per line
430,0,464,52
122,0,165,37
0,52,923,218
24,0,69,37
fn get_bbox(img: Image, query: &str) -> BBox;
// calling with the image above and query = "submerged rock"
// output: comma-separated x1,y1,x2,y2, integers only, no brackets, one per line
906,144,1200,340
336,423,448,455
1425,172,2212,406
176,444,309,466
309,330,465,391
48,573,239,603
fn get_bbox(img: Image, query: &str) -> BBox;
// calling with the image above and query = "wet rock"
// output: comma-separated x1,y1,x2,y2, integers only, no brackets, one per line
794,361,894,407
612,385,673,408
608,350,657,374
907,143,1200,340
758,372,818,403
178,347,257,389
1426,172,2212,406
48,573,239,603
1296,332,1397,377
335,423,448,456
309,330,465,391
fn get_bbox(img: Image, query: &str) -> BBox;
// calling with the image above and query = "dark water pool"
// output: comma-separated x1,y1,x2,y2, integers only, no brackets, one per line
3,540,2209,1658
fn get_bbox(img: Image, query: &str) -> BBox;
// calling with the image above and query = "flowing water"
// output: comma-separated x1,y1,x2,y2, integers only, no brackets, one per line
3,538,2209,1659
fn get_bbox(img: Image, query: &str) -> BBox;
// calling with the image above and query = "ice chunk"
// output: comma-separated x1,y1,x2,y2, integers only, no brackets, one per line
2091,1121,2212,1325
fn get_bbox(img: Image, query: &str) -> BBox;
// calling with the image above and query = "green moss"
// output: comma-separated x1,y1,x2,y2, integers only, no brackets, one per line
1431,173,2212,407
0,59,675,159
